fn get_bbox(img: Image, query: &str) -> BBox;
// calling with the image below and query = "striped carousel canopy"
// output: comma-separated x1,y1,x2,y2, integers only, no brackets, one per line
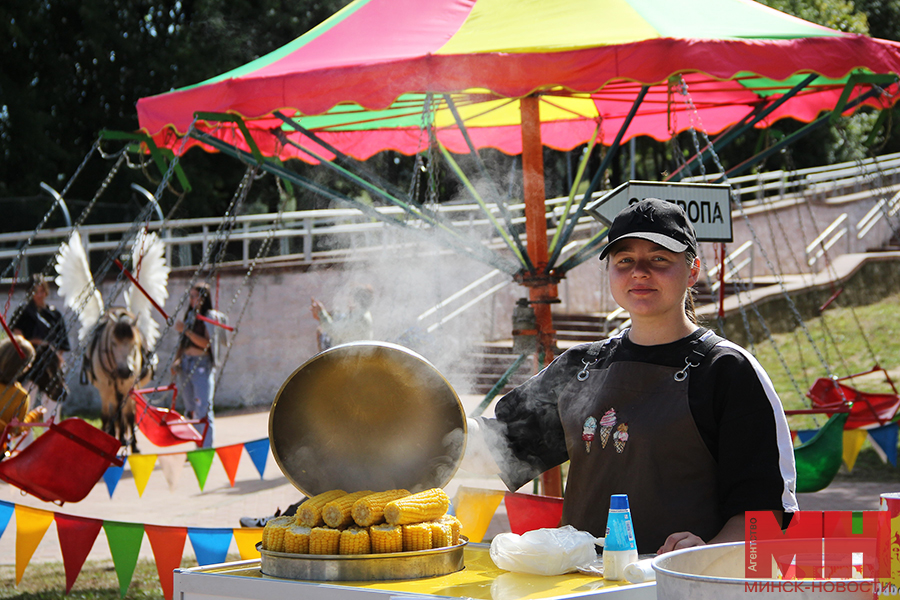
137,0,900,161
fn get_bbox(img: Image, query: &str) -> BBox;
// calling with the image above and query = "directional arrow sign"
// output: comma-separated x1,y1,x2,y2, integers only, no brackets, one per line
585,180,733,242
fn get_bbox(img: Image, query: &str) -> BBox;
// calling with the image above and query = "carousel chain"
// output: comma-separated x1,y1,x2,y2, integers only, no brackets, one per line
677,78,842,385
150,164,259,387
52,122,198,391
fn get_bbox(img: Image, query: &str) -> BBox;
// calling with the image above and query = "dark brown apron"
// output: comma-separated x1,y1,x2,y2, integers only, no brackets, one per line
557,338,724,553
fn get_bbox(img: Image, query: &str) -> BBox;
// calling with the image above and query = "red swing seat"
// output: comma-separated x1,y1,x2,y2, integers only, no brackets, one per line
807,367,900,429
132,384,208,447
0,418,123,504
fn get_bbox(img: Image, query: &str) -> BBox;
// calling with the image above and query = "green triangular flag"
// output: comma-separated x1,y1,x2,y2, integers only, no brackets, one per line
187,448,216,491
103,521,144,597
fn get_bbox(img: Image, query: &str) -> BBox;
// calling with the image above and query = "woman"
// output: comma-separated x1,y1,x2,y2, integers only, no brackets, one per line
13,274,71,352
468,198,797,554
173,282,219,448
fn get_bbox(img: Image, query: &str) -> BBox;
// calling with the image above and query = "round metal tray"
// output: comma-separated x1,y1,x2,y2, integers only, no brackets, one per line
268,342,466,496
258,539,467,581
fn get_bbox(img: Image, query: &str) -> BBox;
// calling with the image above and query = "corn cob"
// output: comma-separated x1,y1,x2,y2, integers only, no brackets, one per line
322,490,373,528
351,489,410,526
262,516,295,552
384,488,450,525
296,490,347,527
402,522,433,552
437,515,462,544
309,527,341,555
429,521,454,548
339,527,371,555
369,523,403,554
283,525,312,554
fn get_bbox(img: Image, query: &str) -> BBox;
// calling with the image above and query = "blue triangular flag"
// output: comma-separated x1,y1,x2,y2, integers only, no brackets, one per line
103,464,125,498
243,438,269,479
796,430,819,445
187,528,233,566
0,500,13,539
868,423,899,466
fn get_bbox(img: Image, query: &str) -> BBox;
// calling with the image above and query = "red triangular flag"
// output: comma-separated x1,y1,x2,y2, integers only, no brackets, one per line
215,444,243,487
56,513,103,593
145,525,187,600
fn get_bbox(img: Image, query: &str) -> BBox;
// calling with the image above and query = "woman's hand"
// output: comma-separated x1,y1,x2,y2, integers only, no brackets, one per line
657,532,706,554
175,320,185,333
310,298,324,321
170,359,181,377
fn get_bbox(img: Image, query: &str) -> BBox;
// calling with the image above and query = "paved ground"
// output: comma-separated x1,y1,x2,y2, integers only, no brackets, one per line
0,394,897,568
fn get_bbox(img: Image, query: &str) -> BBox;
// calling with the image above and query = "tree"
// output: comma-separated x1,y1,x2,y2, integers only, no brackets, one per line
0,0,351,226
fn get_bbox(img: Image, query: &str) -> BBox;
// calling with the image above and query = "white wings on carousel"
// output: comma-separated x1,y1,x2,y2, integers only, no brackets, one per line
123,229,170,348
55,229,170,346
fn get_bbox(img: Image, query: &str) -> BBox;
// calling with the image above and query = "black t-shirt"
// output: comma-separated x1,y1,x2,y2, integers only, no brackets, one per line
485,328,798,522
14,302,71,351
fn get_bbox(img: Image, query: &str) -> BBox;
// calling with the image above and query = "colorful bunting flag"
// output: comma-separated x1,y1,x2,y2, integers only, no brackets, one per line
56,513,103,593
128,454,158,497
842,429,869,472
158,453,187,491
453,487,505,543
188,527,233,566
103,520,145,597
868,423,900,466
233,528,263,560
215,444,244,487
0,500,13,539
146,525,187,600
243,438,269,479
796,429,818,445
186,448,216,491
103,464,125,498
15,504,55,584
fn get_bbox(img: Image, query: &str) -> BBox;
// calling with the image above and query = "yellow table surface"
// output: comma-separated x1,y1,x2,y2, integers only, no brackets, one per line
188,545,647,600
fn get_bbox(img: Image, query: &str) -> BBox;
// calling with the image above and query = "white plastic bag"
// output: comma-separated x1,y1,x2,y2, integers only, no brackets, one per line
490,525,601,576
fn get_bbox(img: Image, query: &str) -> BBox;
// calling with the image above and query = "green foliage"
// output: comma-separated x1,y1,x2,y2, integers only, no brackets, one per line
0,0,352,220
757,0,869,33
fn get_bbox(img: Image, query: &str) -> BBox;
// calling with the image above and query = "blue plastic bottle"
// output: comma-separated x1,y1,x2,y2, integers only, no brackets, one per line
604,494,638,580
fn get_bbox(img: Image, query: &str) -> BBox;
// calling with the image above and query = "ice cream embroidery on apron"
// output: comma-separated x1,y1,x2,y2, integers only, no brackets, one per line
613,423,629,453
598,408,616,448
582,416,597,453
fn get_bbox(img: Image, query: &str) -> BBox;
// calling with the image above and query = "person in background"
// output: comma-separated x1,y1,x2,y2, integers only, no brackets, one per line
172,282,228,448
464,198,797,555
13,274,71,354
13,274,70,418
311,284,375,351
0,335,36,450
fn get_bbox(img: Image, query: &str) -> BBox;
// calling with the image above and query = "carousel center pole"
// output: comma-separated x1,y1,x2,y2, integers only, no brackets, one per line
520,95,563,498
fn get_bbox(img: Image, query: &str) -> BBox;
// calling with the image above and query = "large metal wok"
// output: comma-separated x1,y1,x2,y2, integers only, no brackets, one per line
265,342,468,581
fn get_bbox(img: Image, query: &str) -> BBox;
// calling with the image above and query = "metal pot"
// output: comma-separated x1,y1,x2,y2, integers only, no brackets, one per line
269,341,467,497
652,542,873,599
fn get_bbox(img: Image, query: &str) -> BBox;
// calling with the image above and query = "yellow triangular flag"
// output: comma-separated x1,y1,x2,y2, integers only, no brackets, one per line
128,454,158,497
158,453,187,491
843,429,868,472
15,504,55,584
233,528,263,560
453,487,505,543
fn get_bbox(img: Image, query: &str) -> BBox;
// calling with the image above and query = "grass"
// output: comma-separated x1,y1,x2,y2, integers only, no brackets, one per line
744,290,900,483
0,556,204,600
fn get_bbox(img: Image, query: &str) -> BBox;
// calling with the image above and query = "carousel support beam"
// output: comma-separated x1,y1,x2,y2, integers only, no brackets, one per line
273,111,409,201
546,86,649,271
520,94,562,498
445,96,533,269
99,130,192,194
189,130,520,275
717,83,891,182
666,74,819,182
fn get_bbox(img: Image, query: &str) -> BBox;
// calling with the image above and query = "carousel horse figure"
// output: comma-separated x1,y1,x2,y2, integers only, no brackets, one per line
56,229,169,453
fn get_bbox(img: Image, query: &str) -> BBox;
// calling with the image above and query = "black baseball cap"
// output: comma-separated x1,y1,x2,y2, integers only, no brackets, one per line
598,198,697,260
